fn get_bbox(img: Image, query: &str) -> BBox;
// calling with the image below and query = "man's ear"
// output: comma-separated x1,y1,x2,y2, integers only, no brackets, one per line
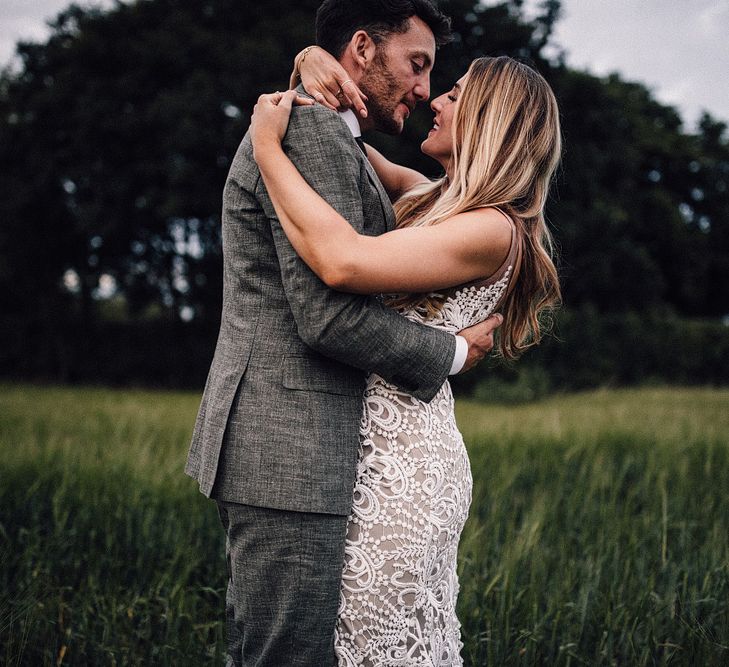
348,30,377,71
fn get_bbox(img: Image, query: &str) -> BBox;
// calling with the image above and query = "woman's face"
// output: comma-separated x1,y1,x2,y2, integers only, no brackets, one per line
420,74,467,167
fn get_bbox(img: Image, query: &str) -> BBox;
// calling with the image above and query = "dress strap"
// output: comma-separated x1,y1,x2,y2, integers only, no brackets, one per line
489,207,519,280
491,208,522,310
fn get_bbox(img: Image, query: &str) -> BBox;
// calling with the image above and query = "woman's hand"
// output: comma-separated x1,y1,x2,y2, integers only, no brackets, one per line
291,46,368,118
250,90,313,161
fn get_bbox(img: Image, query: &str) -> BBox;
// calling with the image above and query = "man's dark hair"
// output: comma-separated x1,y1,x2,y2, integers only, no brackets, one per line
316,0,452,58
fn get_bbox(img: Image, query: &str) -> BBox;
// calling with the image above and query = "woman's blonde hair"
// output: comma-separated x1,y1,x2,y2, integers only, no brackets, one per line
388,56,562,359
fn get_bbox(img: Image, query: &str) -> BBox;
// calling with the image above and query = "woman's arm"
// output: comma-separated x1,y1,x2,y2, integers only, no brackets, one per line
363,142,429,201
251,92,512,294
292,46,429,200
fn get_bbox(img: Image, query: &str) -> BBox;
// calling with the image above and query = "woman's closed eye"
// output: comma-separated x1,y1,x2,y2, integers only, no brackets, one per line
447,82,462,103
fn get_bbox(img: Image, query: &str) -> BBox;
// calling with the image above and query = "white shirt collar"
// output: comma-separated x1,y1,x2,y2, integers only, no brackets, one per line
339,109,362,138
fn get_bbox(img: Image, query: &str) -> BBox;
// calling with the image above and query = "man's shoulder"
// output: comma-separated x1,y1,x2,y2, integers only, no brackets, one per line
288,103,355,140
291,84,350,131
284,105,364,178
225,131,256,187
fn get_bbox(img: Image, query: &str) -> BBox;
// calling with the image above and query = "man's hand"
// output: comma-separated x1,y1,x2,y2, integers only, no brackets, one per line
458,313,503,373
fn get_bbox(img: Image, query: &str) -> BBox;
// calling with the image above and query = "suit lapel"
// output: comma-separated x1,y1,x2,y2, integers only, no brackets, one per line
361,153,397,232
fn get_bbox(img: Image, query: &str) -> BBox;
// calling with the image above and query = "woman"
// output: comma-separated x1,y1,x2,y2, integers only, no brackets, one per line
250,53,561,665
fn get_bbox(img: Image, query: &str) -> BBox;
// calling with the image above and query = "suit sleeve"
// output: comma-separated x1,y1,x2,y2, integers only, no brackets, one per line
256,105,456,402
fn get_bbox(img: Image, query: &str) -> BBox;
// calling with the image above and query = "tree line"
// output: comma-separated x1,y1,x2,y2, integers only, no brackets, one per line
1,0,727,392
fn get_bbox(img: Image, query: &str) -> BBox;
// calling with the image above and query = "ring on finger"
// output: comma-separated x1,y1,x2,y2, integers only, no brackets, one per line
340,79,353,88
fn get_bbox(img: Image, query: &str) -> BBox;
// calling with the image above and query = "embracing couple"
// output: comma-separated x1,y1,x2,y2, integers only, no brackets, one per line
186,0,561,664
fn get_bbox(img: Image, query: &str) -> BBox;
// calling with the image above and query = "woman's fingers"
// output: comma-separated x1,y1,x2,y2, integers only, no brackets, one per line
257,90,313,109
300,78,368,117
339,79,368,118
280,91,314,109
293,94,315,107
330,84,349,111
310,90,332,110
317,86,341,111
257,91,284,107
276,90,297,111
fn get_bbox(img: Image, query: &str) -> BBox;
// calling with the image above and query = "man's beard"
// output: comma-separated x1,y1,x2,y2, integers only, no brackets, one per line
359,50,405,135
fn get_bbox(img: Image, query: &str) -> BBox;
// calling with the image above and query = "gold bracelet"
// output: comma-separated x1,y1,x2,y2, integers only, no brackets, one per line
294,45,320,80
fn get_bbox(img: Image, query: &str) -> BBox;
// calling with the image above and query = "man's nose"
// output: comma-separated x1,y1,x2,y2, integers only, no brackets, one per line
413,75,430,102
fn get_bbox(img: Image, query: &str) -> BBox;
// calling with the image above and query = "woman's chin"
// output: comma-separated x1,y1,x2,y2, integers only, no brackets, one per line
420,141,447,168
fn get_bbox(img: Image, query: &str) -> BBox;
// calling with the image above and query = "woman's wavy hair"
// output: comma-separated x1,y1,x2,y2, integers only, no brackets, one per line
388,56,563,359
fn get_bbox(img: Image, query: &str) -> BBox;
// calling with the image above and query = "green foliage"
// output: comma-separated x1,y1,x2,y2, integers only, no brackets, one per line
2,384,728,664
0,0,323,357
450,305,729,398
472,365,552,403
539,306,729,389
547,69,729,317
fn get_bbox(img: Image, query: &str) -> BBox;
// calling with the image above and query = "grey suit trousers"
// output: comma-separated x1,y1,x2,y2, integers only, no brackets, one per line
217,501,348,667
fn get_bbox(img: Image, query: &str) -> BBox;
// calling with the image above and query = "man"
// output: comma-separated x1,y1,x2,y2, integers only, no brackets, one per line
185,1,502,664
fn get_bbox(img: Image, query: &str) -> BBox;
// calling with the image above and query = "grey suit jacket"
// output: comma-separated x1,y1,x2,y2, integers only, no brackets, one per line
185,99,456,515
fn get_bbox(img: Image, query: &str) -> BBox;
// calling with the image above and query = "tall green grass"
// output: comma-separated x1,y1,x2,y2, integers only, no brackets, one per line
456,389,729,665
1,385,223,665
1,385,728,665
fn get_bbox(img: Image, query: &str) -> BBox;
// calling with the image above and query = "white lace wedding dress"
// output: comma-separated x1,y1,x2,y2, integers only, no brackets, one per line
334,217,519,666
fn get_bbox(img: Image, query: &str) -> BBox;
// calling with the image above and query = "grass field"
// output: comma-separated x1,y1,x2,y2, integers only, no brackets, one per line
1,384,728,665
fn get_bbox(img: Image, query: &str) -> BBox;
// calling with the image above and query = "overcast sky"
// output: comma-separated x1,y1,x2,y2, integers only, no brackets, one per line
1,0,727,129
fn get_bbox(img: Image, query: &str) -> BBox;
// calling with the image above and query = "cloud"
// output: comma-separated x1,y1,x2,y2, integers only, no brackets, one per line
697,3,729,37
0,0,115,65
493,0,729,128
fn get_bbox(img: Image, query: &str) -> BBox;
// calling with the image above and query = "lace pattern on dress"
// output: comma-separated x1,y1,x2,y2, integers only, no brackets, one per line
334,377,472,666
334,223,517,666
403,265,513,333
